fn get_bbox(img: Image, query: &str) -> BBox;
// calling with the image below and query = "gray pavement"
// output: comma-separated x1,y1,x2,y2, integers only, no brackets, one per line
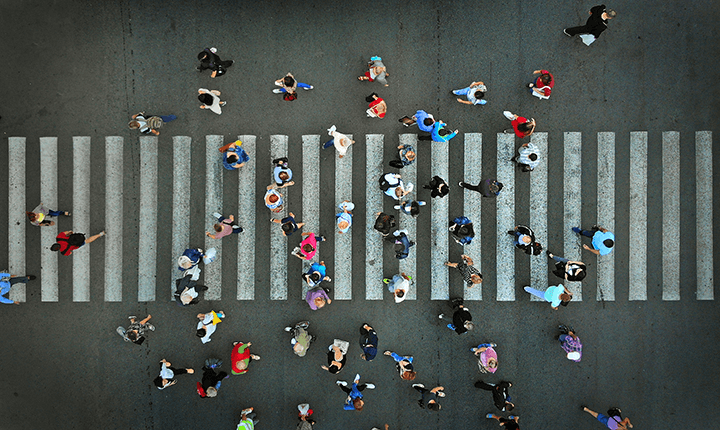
1,1,720,429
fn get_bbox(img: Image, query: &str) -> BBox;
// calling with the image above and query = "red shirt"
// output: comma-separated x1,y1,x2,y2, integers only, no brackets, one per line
534,70,554,96
55,232,83,256
511,116,532,138
369,97,386,118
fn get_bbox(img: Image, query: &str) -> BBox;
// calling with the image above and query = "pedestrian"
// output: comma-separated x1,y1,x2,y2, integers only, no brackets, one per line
297,403,316,429
557,324,583,362
292,232,326,261
384,350,417,381
439,298,474,334
523,284,573,310
336,201,355,234
196,47,234,78
177,247,206,281
50,230,105,256
573,225,615,256
452,80,488,105
218,140,250,170
475,381,514,411
128,112,176,136
272,212,305,237
582,406,633,429
270,157,295,189
358,56,389,86
389,229,415,259
305,285,332,310
459,178,503,197
285,321,315,357
510,142,541,172
153,358,194,390
0,273,35,305
206,212,243,239
264,188,284,213
196,358,228,398
383,273,411,303
273,72,314,100
528,70,554,100
236,407,259,430
445,254,483,288
412,384,445,411
337,374,376,411
503,111,536,138
116,314,154,345
302,261,332,288
423,175,449,198
323,125,355,158
366,93,387,119
564,5,617,46
389,143,416,169
413,109,436,141
394,200,426,218
507,225,543,255
449,216,475,245
546,251,587,281
373,212,396,237
231,341,261,375
359,323,378,361
486,414,520,429
173,275,208,306
430,121,458,143
198,88,226,114
380,172,414,200
26,203,70,227
196,310,225,344
471,343,499,373
322,339,349,374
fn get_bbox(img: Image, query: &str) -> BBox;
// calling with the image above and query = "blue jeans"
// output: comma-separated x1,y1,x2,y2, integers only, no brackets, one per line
47,209,64,217
524,286,548,301
573,227,595,238
596,413,610,426
552,255,569,264
323,139,334,149
452,87,472,96
279,82,311,92
390,352,413,364
160,115,177,122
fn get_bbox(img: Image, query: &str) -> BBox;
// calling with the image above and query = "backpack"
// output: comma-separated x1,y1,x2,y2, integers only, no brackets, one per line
147,116,163,129
379,174,392,191
283,92,297,101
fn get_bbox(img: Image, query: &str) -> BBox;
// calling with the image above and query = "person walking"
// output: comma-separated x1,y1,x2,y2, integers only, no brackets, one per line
198,88,226,114
196,358,228,398
173,275,208,306
285,321,315,357
486,414,520,429
546,251,587,281
336,201,354,234
373,212,396,237
366,93,387,119
507,225,543,255
323,125,355,158
359,323,378,361
128,112,176,136
523,284,573,310
0,273,35,305
557,324,583,361
412,384,445,411
292,232,326,260
26,203,70,227
231,341,261,375
430,121,458,143
528,70,554,100
449,216,475,245
383,273,411,303
218,140,250,170
564,5,617,46
196,310,225,344
264,188,284,213
389,143,416,169
573,225,615,256
305,285,332,310
296,403,316,429
153,358,194,390
303,261,332,288
358,56,389,86
475,381,514,412
236,407,259,430
322,339,349,374
394,200,426,218
389,229,415,259
445,254,482,288
384,350,417,381
413,109,435,141
503,111,536,138
206,213,243,239
196,47,234,77
177,247,206,281
337,374,376,411
582,406,633,429
452,80,488,105
439,298,474,334
116,314,154,344
273,72,314,98
472,343,499,373
270,157,295,189
459,178,503,197
379,172,414,200
272,212,304,237
423,175,449,198
510,142,541,172
51,230,105,256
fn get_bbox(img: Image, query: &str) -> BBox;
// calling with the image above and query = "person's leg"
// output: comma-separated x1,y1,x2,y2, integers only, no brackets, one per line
390,352,404,363
160,115,177,122
339,385,352,394
565,25,589,36
460,182,482,192
9,276,29,285
47,209,64,217
580,229,594,238
523,286,547,300
170,367,189,376
323,139,335,149
297,82,312,89
474,380,494,391
315,235,325,242
452,87,471,96
552,255,569,264
84,231,105,244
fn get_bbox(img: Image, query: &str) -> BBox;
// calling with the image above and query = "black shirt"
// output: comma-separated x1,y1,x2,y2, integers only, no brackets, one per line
452,308,472,334
586,4,609,38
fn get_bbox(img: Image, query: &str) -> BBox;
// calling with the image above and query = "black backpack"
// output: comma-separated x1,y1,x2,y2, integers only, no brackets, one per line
379,174,392,191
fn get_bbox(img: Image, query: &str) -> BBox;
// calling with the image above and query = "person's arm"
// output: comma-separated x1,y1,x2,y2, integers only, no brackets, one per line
582,244,600,255
301,232,312,236
621,417,633,428
564,286,573,296
456,98,473,105
461,255,474,265
333,346,343,361
139,315,152,325
532,70,542,75
473,347,487,356
205,232,217,239
597,226,608,232
210,70,217,78
470,81,484,86
430,386,444,393
444,261,458,268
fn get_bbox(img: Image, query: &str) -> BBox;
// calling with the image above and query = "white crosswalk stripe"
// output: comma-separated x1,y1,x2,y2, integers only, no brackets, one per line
4,132,714,303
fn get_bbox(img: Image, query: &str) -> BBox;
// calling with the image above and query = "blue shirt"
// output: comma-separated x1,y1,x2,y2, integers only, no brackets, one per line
273,165,293,184
343,383,364,410
415,110,434,132
0,272,15,304
592,231,615,255
431,122,458,142
308,262,326,278
222,146,250,170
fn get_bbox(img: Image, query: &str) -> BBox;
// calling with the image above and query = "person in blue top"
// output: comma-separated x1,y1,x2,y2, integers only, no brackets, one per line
430,121,458,143
303,261,331,288
0,273,35,305
337,373,375,411
449,216,475,245
218,140,250,170
412,109,435,141
523,284,573,310
271,157,294,189
573,225,615,256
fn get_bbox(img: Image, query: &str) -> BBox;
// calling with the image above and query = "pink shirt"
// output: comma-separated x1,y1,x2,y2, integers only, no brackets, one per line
299,234,318,260
480,347,498,373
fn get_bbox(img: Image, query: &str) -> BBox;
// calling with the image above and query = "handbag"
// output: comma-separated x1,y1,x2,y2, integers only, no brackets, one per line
333,339,350,355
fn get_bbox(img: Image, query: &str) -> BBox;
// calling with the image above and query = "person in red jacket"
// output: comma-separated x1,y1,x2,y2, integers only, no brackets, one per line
528,70,554,100
503,111,536,138
50,230,105,256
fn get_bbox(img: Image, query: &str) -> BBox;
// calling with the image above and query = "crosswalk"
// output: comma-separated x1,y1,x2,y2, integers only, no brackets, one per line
4,131,714,303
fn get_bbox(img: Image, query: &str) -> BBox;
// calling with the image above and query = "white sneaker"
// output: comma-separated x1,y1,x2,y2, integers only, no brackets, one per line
405,183,414,193
212,212,222,218
272,88,283,94
365,383,376,389
438,313,444,319
210,47,218,53
412,383,425,388
354,373,361,382
304,85,314,90
336,380,348,386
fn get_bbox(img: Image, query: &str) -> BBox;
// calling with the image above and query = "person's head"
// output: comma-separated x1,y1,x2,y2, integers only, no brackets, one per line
365,93,379,103
428,402,441,412
409,202,420,217
178,255,192,269
470,274,483,285
423,118,434,127
540,73,552,85
309,272,321,283
604,239,614,248
314,297,327,308
528,153,538,161
128,120,140,129
458,225,471,236
227,153,238,164
438,128,450,137
559,293,573,303
394,289,405,299
353,398,364,411
268,194,279,204
338,219,349,230
196,328,207,338
487,358,498,369
198,93,214,105
374,218,386,231
283,76,295,87
279,171,289,181
405,150,416,161
50,243,61,252
302,243,314,254
489,181,502,194
126,330,139,342
395,187,404,198
236,360,247,370
518,121,533,133
474,90,485,99
463,321,475,331
282,222,294,233
401,370,417,381
605,9,616,19
506,402,515,411
205,387,218,398
521,235,532,244
153,376,166,388
213,224,223,233
197,51,209,61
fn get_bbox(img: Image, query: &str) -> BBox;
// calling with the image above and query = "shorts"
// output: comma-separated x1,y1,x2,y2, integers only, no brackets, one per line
596,413,610,427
